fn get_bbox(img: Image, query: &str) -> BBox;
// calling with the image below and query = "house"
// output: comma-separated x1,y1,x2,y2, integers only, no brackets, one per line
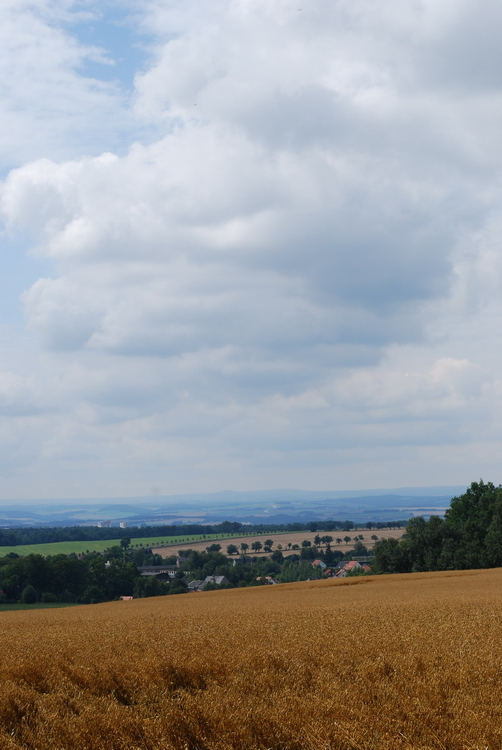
203,575,229,587
312,559,327,569
137,565,178,580
187,575,229,591
233,557,255,566
255,576,279,585
188,580,205,591
332,560,363,578
119,596,133,601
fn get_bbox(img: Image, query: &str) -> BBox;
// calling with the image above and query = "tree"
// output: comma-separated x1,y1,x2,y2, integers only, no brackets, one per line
303,545,318,560
120,537,131,549
240,543,249,555
399,515,449,572
301,540,311,548
202,581,220,591
324,545,341,565
314,535,321,546
251,541,263,553
133,577,169,599
371,535,378,541
206,544,221,553
483,506,502,567
351,540,368,556
446,480,499,532
264,539,274,550
219,521,242,533
41,592,57,603
336,538,343,546
343,536,351,545
48,554,86,599
23,554,51,593
21,585,38,604
226,544,239,555
104,545,125,560
372,537,410,574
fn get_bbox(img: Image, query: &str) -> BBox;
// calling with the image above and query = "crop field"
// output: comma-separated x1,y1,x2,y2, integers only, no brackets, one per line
0,568,502,749
0,532,246,558
0,528,403,559
157,527,404,557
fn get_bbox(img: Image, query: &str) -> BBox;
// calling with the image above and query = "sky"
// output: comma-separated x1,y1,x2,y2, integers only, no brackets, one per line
1,0,502,500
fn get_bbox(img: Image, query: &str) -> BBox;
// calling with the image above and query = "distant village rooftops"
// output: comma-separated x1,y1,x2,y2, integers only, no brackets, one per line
137,566,177,579
187,575,229,591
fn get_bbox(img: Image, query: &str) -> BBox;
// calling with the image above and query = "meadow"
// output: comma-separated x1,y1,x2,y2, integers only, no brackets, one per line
0,568,501,749
0,532,248,558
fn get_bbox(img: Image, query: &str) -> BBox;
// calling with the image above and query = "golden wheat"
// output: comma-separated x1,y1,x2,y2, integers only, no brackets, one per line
0,570,501,749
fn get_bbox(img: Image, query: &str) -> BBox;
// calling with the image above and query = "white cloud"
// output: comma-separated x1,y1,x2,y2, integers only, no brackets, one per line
1,0,502,497
0,0,132,170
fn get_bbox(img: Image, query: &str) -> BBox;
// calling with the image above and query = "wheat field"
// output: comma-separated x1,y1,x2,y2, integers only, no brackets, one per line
156,527,405,557
1,569,502,749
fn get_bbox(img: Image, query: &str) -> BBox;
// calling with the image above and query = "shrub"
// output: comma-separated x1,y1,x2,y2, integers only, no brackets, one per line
21,585,38,604
40,592,58,603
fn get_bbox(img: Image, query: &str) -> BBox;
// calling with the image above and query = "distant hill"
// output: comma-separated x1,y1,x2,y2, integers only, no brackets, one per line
0,486,467,527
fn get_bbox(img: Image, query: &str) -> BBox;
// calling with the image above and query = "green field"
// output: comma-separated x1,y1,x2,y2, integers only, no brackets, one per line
0,532,251,558
0,602,79,611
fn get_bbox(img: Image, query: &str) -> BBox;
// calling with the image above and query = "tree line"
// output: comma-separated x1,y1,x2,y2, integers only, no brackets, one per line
0,543,189,604
0,531,374,604
0,518,406,547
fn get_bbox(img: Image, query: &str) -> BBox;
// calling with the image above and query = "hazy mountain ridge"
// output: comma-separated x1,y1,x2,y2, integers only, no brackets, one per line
0,487,466,527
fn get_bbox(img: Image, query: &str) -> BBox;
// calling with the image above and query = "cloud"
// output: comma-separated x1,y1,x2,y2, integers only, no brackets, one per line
0,0,132,170
1,0,502,496
3,129,458,363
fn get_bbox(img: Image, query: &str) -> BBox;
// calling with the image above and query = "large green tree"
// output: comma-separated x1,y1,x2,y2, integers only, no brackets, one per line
374,481,502,574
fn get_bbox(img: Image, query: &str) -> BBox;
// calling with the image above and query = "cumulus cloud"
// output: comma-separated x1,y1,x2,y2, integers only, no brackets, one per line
0,0,131,170
1,0,502,496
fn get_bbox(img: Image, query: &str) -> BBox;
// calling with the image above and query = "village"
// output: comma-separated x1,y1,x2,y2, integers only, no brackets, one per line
133,536,374,594
184,559,372,591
